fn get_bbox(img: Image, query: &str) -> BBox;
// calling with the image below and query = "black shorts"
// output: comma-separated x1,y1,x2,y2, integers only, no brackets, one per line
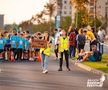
11,48,17,51
0,49,4,53
4,44,11,51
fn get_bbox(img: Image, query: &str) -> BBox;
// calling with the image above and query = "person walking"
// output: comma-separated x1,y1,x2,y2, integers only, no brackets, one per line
40,31,51,74
58,30,70,71
54,29,60,60
69,28,77,59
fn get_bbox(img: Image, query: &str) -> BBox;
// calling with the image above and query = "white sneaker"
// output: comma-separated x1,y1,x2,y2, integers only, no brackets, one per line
42,70,48,74
29,58,34,61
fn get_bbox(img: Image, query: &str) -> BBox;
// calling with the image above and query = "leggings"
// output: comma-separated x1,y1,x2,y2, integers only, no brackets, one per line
17,48,23,60
59,50,69,68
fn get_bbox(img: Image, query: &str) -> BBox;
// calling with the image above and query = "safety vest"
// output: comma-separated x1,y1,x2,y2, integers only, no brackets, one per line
59,36,69,52
40,43,51,56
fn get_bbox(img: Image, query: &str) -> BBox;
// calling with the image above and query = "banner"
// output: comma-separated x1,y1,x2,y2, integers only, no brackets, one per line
31,40,47,48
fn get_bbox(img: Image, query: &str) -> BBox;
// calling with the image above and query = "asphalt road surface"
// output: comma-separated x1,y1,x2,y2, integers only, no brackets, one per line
0,55,108,90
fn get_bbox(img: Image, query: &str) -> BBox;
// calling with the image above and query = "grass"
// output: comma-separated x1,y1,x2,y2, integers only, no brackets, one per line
83,54,108,73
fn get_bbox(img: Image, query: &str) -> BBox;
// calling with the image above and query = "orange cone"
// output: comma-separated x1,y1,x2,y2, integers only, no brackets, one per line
37,55,41,62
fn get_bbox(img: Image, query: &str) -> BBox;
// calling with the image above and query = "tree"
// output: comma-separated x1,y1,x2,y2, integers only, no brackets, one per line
31,22,55,33
30,11,46,24
89,18,102,28
70,0,89,27
19,20,33,31
44,3,55,33
61,16,72,31
71,0,89,11
74,9,89,28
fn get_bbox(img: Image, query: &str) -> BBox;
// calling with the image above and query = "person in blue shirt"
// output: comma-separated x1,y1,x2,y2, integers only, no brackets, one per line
0,35,5,59
4,34,11,51
25,37,30,50
17,34,25,60
10,33,18,60
23,36,30,60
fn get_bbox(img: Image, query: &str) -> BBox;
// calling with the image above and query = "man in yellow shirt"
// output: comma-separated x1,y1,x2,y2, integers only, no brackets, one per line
86,26,96,51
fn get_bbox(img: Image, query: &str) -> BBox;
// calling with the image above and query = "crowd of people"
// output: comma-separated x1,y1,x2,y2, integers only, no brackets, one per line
53,26,106,72
0,25,107,74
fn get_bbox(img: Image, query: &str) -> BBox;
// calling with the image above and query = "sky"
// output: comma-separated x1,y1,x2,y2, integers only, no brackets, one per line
0,0,48,24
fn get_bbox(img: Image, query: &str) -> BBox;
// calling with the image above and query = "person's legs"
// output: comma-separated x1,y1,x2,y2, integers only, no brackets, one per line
17,49,20,60
72,46,76,57
82,53,89,61
54,44,59,59
0,49,4,59
54,49,58,58
41,54,45,70
78,44,81,53
19,49,23,60
58,52,63,71
12,48,17,60
101,44,104,54
99,43,103,54
64,50,70,71
44,55,49,71
69,45,72,58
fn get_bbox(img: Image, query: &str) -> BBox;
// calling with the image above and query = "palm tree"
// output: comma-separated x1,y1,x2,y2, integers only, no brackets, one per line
30,10,46,24
44,3,55,33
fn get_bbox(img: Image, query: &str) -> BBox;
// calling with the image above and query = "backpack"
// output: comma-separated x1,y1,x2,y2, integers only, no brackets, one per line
77,34,86,45
93,50,102,61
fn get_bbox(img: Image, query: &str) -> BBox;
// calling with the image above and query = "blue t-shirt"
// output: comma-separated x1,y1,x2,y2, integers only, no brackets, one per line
0,38,5,49
6,38,11,44
25,39,30,50
2,37,6,43
16,36,20,42
17,37,25,49
10,35,17,48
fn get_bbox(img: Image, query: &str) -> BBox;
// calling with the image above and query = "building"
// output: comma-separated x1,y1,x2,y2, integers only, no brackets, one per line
0,14,4,29
49,0,72,17
89,0,108,19
88,0,108,32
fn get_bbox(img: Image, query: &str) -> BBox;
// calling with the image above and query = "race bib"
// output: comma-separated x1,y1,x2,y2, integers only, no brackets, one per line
12,41,15,44
0,40,3,44
20,41,23,45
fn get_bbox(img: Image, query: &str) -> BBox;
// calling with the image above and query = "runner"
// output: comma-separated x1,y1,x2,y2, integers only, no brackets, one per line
17,33,25,61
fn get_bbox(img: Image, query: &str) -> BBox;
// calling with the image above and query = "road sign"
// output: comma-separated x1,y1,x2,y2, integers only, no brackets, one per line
55,15,61,30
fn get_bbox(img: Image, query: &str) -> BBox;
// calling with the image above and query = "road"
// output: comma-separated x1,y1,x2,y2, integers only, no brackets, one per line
0,55,108,90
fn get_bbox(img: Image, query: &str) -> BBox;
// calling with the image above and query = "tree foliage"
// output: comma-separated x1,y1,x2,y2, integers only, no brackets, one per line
61,16,72,31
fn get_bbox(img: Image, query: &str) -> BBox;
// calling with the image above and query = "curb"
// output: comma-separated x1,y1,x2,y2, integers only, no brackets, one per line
73,61,108,79
51,53,108,79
